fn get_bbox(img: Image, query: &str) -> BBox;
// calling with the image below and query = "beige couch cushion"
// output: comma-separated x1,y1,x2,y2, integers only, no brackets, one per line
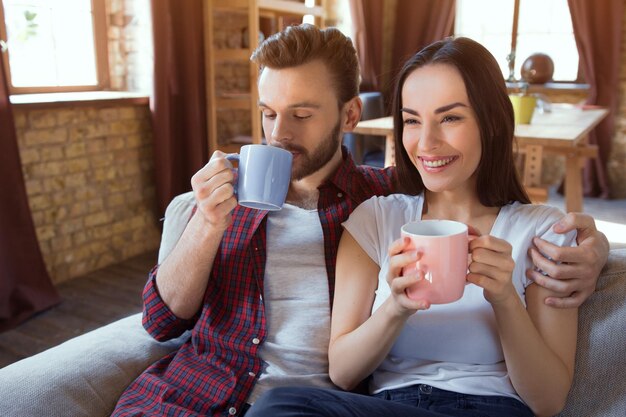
158,191,195,263
558,248,626,417
0,313,187,417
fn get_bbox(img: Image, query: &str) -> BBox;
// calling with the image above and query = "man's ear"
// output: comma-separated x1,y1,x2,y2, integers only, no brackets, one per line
342,96,363,132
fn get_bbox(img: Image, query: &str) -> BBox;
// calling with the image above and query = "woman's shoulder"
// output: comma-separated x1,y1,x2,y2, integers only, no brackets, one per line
504,202,565,223
362,193,423,209
350,193,423,226
500,202,568,238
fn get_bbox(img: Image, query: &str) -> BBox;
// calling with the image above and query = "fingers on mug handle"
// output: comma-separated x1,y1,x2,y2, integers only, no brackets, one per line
466,224,481,241
224,153,239,197
225,153,240,163
465,224,479,266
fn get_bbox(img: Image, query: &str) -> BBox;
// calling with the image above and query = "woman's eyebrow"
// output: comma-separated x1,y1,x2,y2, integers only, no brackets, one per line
435,102,467,114
401,102,467,116
400,107,418,116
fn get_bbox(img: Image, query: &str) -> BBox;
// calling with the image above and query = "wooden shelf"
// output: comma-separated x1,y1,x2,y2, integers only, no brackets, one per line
214,0,249,10
258,0,324,17
218,136,255,153
214,49,251,61
216,96,252,110
231,135,254,144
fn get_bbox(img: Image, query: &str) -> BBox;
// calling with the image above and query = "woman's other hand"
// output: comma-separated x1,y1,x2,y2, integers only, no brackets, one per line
467,235,516,306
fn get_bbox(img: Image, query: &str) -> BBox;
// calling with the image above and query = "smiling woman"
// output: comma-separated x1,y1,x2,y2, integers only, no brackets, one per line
0,0,108,93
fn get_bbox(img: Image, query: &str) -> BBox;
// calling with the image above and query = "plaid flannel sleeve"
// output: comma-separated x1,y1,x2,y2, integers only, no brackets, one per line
141,265,197,341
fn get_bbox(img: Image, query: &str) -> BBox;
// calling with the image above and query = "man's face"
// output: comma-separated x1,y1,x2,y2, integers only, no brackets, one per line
258,60,344,181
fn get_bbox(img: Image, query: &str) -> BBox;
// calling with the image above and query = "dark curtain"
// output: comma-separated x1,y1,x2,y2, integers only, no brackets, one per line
349,0,455,100
349,0,385,92
391,0,456,80
0,54,59,332
151,0,208,216
568,0,623,198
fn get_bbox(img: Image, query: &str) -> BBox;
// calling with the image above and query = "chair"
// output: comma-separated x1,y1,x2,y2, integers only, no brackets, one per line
343,92,386,167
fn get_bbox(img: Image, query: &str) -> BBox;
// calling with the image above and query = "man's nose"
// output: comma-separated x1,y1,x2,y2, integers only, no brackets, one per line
268,116,292,142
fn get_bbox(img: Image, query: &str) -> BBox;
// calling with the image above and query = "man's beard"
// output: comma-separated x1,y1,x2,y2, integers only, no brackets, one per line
287,120,343,181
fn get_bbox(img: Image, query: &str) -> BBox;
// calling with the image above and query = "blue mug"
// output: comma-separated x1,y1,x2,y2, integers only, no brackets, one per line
226,145,292,211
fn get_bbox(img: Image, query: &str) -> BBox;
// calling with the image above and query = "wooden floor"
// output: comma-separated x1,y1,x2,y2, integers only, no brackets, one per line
0,250,156,369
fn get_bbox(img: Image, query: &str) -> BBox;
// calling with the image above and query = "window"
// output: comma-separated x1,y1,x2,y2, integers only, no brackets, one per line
0,0,108,94
455,0,580,82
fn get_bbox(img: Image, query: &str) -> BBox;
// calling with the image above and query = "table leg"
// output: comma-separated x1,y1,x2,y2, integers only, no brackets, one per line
565,154,584,213
384,134,395,167
523,145,543,187
521,145,549,203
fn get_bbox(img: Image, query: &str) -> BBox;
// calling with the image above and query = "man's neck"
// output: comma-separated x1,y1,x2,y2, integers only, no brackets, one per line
286,148,343,210
285,189,319,210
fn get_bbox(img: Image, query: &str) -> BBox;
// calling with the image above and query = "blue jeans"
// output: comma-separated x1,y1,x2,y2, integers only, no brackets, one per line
245,385,534,417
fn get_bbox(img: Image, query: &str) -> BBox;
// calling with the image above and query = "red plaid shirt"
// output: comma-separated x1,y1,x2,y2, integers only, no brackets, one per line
112,151,395,416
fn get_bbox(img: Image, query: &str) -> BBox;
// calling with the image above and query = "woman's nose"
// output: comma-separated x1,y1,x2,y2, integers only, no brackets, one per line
417,123,440,152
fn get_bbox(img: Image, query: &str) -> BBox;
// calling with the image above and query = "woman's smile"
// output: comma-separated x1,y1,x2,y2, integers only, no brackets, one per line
418,155,459,171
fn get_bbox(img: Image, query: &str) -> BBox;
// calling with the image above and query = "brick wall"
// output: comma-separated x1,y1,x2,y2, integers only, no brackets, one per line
13,101,160,284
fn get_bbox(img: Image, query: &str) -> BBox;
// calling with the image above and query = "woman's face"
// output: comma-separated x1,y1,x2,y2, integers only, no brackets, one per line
401,63,482,195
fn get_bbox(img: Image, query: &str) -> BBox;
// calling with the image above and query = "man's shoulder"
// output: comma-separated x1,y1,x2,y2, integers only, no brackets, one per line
354,165,396,195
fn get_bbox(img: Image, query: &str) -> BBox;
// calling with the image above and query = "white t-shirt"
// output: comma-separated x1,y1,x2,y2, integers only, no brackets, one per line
342,193,577,402
247,203,334,403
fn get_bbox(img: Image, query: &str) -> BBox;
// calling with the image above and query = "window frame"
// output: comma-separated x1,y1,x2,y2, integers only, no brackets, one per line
506,0,583,84
0,0,110,94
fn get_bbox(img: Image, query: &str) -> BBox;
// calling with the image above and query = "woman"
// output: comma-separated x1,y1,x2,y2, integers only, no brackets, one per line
247,37,577,417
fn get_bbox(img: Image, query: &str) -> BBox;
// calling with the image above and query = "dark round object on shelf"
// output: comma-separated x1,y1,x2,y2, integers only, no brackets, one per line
520,53,555,84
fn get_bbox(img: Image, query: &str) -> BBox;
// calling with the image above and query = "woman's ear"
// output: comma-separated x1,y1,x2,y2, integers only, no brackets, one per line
342,96,363,131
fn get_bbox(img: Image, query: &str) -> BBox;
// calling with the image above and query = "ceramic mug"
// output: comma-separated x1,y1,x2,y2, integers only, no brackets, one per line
226,144,292,210
509,94,537,124
401,220,469,304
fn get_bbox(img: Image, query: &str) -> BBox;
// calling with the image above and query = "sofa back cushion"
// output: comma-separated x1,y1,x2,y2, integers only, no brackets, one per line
558,248,626,417
0,313,187,417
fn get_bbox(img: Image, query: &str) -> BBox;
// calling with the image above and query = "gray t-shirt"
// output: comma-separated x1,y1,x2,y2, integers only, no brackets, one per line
247,203,334,403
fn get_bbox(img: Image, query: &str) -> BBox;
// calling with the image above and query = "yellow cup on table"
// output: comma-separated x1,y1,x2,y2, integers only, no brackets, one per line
509,94,537,124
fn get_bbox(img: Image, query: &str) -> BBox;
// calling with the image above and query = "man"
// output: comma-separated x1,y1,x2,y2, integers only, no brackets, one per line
112,24,609,416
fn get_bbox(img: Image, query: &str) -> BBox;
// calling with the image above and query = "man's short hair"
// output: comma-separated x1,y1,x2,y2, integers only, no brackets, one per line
251,23,360,107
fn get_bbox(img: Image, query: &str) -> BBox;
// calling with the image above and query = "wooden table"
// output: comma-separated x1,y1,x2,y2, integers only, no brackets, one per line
353,104,609,212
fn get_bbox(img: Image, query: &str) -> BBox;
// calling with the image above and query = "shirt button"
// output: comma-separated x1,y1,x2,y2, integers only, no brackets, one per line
252,337,260,345
248,371,256,377
228,407,237,415
337,192,343,198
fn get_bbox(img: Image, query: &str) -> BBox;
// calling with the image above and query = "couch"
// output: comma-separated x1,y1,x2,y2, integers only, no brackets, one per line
0,192,625,416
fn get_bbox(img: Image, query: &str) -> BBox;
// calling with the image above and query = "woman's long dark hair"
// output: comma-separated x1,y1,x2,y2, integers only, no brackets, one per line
391,37,530,206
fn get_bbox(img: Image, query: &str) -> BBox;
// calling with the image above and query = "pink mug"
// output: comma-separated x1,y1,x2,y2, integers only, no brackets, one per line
401,220,469,304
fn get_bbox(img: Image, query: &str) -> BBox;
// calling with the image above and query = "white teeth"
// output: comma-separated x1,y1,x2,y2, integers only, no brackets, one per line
422,157,454,168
